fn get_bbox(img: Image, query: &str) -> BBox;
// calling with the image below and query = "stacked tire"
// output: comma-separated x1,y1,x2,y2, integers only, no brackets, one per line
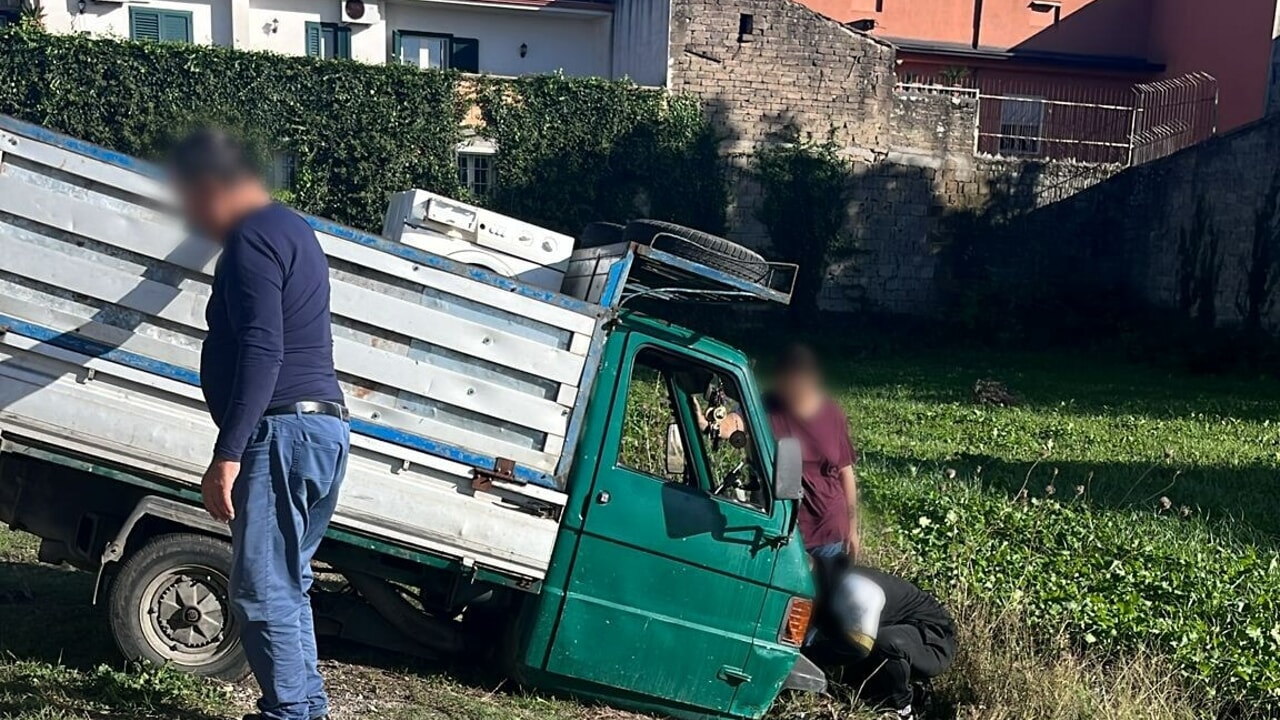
577,219,769,283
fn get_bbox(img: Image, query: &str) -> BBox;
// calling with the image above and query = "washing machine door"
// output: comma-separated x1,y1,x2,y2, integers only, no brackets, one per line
445,248,518,278
445,248,566,291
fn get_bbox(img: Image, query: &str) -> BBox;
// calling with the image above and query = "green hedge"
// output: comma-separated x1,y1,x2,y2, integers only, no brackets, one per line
477,75,726,236
0,28,724,235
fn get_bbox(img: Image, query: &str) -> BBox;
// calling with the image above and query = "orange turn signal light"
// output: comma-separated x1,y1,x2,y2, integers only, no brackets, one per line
779,596,813,647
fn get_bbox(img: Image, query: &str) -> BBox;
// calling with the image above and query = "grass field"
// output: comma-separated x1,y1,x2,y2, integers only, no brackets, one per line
2,345,1278,719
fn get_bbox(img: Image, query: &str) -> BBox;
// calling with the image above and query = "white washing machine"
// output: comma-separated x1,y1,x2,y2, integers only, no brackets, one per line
382,190,575,291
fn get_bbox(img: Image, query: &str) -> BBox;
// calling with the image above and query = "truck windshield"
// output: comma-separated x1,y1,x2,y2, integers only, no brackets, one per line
617,348,768,511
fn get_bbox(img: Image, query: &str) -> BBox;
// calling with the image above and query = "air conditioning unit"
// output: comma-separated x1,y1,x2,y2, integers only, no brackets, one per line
340,0,380,25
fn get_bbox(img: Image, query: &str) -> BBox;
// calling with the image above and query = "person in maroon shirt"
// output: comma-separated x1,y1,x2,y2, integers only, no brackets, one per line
767,345,861,560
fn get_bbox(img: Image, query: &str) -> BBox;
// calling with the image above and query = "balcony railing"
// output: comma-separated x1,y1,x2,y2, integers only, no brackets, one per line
895,72,1219,168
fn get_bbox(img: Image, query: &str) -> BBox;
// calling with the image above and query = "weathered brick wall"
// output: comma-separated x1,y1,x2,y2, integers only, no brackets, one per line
669,0,896,156
668,0,1119,316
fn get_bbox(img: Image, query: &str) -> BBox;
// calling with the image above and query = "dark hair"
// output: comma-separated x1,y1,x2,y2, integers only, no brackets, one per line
168,127,258,185
776,343,820,377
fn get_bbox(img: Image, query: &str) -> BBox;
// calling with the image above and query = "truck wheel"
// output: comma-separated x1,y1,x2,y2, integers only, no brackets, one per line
108,533,250,681
623,219,770,283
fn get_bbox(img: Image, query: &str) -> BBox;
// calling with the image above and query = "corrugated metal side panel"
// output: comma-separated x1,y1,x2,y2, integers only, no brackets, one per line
0,117,612,578
0,117,609,488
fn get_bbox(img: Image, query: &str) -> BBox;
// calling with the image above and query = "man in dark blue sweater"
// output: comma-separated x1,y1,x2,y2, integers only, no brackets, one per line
171,129,348,720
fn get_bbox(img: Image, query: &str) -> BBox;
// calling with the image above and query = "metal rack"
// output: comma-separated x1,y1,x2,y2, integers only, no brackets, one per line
563,239,798,310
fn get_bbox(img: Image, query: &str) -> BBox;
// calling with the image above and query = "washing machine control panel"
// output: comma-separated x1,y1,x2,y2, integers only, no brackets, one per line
382,190,576,289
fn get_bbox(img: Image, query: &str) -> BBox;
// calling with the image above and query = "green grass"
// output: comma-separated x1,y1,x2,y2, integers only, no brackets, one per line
2,345,1278,718
833,347,1280,540
831,346,1280,713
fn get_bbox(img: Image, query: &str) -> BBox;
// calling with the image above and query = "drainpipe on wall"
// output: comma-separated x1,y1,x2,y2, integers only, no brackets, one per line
971,0,984,49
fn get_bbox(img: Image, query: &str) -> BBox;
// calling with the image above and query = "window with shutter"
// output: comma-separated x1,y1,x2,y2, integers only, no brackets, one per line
305,22,351,60
395,31,480,72
130,8,192,43
305,22,321,57
160,12,192,43
130,9,162,42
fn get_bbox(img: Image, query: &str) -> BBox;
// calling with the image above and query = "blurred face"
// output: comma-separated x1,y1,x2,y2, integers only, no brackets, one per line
775,368,822,409
173,175,262,243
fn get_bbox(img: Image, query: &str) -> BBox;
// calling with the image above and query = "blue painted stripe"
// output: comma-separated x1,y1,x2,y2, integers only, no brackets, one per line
0,114,602,318
0,116,165,178
598,250,635,309
0,314,560,489
0,314,202,384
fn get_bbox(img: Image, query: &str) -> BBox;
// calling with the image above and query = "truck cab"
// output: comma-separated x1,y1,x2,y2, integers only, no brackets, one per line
519,313,818,719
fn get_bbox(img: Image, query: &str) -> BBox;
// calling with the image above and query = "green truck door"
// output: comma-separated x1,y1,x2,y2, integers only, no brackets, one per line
546,339,782,717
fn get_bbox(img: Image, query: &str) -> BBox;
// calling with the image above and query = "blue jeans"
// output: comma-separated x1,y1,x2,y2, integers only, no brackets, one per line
808,541,847,560
229,413,349,720
805,541,848,646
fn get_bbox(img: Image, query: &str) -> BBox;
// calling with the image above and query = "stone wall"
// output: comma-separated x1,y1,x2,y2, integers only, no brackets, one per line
667,0,1120,316
668,0,895,156
1005,115,1280,333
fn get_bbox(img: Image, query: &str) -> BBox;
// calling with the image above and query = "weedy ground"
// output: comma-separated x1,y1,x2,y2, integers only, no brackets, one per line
2,346,1277,719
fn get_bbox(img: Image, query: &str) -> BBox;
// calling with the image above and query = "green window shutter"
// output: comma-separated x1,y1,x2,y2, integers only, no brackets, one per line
450,37,479,73
335,26,351,59
130,8,162,42
305,22,321,57
159,11,192,43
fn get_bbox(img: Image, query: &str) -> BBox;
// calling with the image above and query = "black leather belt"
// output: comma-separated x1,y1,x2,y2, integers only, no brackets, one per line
265,400,349,422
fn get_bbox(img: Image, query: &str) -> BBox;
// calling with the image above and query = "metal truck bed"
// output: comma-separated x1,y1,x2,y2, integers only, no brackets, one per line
0,117,606,582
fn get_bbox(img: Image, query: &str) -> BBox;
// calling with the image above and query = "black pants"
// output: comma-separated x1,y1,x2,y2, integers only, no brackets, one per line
846,623,956,709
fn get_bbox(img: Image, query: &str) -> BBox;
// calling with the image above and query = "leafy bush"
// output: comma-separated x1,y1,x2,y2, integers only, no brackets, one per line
0,28,724,237
477,74,727,236
753,132,857,320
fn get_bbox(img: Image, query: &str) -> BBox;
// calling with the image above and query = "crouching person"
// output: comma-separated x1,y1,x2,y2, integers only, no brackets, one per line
805,558,956,720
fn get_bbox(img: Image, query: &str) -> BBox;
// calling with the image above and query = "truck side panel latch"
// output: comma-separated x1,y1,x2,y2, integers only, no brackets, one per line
471,457,520,491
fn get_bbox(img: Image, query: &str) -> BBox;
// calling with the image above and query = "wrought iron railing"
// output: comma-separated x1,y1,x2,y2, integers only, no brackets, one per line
895,72,1219,167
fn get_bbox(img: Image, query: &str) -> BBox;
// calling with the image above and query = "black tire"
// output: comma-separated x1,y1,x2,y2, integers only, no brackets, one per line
577,221,626,249
108,533,250,682
622,219,769,283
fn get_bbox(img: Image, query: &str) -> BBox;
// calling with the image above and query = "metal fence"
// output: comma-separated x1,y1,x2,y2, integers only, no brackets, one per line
895,72,1218,167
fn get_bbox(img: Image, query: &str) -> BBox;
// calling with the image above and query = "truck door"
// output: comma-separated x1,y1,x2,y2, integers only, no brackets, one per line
546,340,785,714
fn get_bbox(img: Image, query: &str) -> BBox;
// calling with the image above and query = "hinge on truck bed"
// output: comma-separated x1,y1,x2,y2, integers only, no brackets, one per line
471,457,520,491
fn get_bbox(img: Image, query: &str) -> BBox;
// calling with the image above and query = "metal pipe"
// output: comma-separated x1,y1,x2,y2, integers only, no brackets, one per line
971,0,984,49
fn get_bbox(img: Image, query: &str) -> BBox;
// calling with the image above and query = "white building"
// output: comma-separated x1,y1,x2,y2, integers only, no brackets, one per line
25,0,671,86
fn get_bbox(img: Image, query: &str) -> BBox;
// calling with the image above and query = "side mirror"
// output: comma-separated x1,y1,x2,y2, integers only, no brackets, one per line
664,423,686,476
774,438,803,501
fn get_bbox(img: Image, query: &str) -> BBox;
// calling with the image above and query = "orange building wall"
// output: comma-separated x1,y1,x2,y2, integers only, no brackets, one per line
803,0,1150,57
1147,0,1276,131
802,0,1278,131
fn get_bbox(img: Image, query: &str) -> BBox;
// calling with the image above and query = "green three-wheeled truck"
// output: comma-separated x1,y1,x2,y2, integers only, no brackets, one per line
0,116,825,719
